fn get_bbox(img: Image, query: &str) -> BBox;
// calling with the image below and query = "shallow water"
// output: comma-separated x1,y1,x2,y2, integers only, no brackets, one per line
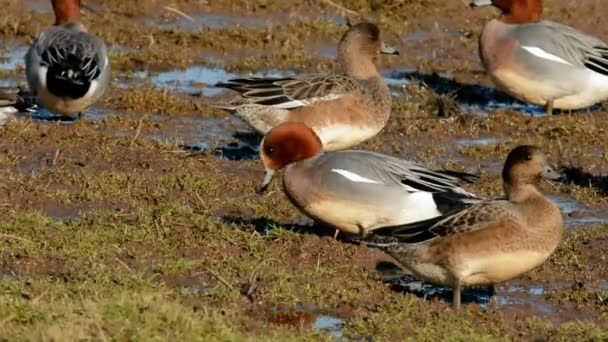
134,66,295,97
24,0,53,13
391,276,603,323
0,46,27,71
550,195,608,227
268,303,345,338
456,137,505,148
145,12,346,31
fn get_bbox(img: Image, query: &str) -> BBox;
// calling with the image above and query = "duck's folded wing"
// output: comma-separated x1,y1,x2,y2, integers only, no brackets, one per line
518,21,608,76
340,150,479,197
366,200,511,244
215,74,358,109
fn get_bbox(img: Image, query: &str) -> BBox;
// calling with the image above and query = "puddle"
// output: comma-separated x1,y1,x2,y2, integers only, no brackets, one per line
390,275,605,323
181,285,217,296
15,105,115,124
549,195,608,227
456,137,505,148
1,270,19,281
136,115,260,161
134,67,294,97
0,45,27,71
267,303,344,338
385,70,551,116
145,12,346,32
146,14,274,31
43,204,83,221
25,0,53,13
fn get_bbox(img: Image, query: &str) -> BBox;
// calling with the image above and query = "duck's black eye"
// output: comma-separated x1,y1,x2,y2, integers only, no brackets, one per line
525,154,532,160
265,146,275,156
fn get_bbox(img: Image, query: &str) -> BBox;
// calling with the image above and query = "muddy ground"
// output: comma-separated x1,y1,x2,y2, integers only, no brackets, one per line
0,0,608,340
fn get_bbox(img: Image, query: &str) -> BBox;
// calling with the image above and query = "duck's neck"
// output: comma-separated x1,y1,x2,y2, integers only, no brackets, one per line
337,49,378,80
504,183,542,203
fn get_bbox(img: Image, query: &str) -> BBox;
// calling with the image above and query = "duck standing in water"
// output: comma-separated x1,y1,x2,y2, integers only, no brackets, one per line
359,145,564,309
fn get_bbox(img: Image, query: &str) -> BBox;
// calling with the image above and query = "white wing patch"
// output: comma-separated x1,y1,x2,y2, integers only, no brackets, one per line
331,169,380,184
521,46,573,66
274,93,343,109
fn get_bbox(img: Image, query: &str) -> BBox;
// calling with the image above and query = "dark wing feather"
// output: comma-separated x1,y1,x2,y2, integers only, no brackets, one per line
366,200,511,244
216,74,357,109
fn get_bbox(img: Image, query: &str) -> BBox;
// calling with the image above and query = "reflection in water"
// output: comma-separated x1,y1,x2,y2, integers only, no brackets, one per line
130,66,294,97
390,275,604,322
383,70,582,117
268,303,345,338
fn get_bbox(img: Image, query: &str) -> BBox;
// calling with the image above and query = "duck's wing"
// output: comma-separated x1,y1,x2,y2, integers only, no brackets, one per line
215,74,359,110
364,200,512,244
337,150,479,197
516,21,608,76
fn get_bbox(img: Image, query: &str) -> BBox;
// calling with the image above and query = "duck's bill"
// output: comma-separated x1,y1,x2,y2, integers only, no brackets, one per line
380,44,400,55
256,169,276,194
469,0,493,7
541,165,563,181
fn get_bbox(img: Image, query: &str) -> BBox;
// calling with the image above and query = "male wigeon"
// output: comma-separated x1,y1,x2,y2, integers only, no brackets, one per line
359,145,564,309
471,0,608,115
257,122,479,236
215,22,398,151
25,0,111,117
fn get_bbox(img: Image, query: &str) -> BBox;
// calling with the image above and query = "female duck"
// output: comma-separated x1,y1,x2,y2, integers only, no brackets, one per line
257,122,479,237
216,22,398,151
362,145,564,309
472,0,608,115
26,0,111,117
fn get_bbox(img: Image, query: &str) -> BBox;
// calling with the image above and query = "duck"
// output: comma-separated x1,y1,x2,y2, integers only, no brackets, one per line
215,22,398,151
257,122,479,237
358,145,564,309
25,0,111,117
471,0,608,115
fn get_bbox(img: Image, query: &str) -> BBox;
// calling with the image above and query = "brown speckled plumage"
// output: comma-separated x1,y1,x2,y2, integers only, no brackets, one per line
363,145,565,309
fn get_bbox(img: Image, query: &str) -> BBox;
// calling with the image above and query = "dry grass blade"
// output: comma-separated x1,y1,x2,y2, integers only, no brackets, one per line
163,6,196,23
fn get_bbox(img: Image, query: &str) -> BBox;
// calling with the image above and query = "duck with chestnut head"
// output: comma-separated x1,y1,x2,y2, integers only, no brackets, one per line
257,122,479,237
26,0,111,118
471,0,608,115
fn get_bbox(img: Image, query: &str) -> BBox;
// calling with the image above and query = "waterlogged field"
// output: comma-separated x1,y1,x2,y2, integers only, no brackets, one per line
1,0,608,340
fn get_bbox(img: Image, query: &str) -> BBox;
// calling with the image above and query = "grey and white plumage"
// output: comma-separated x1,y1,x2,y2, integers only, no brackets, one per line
473,0,608,112
281,149,479,236
26,22,110,115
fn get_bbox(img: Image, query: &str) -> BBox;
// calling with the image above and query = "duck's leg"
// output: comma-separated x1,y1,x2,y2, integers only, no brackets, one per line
453,279,462,310
545,100,554,116
333,229,340,240
77,112,83,119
